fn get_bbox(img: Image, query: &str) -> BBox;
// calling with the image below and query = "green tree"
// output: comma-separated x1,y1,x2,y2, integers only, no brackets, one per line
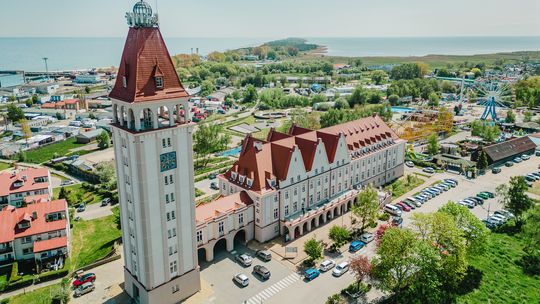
193,124,231,167
6,103,25,122
242,84,258,103
97,131,110,150
352,186,380,232
95,161,117,190
388,94,399,106
200,80,215,97
84,86,91,94
498,176,533,225
428,92,440,107
390,63,423,80
304,238,323,262
505,109,516,123
58,187,69,201
476,151,488,171
333,97,349,109
426,133,440,155
349,86,368,106
522,205,540,275
328,225,350,249
371,70,387,85
311,93,327,105
524,110,533,122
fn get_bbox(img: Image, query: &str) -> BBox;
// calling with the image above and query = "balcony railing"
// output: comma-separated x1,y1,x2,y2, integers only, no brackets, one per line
0,246,13,254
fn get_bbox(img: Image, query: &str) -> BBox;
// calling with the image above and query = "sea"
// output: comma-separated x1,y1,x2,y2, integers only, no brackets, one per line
0,36,539,72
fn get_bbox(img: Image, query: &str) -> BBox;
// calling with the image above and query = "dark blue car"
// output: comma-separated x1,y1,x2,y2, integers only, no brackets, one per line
304,268,320,281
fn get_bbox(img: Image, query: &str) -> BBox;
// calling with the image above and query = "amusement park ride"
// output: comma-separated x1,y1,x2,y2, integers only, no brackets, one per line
392,76,514,142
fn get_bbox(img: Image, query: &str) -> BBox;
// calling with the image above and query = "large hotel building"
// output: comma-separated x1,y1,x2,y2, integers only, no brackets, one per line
111,1,405,303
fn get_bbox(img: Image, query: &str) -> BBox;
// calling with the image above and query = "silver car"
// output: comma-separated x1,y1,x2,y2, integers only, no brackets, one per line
233,273,249,287
319,259,336,272
360,232,374,244
74,282,95,297
235,254,252,267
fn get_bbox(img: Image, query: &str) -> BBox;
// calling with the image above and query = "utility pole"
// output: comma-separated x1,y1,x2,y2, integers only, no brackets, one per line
42,57,49,82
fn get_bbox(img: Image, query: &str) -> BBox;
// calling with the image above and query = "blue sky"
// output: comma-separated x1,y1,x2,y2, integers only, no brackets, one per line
1,0,539,38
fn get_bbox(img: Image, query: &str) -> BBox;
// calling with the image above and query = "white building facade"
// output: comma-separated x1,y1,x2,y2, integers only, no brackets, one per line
109,1,200,303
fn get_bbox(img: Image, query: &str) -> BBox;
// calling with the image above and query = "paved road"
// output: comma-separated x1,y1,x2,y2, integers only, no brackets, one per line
77,203,115,221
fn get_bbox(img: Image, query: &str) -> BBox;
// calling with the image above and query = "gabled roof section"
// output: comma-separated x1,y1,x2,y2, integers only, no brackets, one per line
294,137,318,171
483,136,536,162
109,27,189,103
266,129,292,142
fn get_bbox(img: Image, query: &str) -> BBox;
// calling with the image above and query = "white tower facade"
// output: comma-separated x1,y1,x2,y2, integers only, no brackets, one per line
109,1,200,303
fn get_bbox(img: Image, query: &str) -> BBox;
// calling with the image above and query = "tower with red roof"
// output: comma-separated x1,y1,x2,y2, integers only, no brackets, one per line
109,1,200,302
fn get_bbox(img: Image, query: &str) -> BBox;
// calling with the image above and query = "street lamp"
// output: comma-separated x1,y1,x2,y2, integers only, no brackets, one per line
42,57,49,82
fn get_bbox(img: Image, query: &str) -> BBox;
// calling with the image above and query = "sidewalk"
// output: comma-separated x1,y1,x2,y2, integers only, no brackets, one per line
0,277,62,300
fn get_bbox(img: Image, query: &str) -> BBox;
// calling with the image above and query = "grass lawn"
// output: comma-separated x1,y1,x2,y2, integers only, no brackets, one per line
52,183,104,206
385,174,425,199
0,161,13,172
527,181,540,196
50,172,68,182
195,188,205,197
70,210,122,271
457,232,540,303
24,138,94,164
6,282,66,304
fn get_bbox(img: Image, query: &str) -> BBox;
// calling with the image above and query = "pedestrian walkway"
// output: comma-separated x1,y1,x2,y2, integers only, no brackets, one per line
244,273,302,304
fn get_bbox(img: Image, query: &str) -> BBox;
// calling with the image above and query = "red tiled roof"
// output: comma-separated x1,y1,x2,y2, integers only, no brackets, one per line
195,191,253,225
223,115,400,192
33,236,68,252
0,168,50,197
109,27,189,103
0,199,68,243
41,103,56,109
64,99,78,105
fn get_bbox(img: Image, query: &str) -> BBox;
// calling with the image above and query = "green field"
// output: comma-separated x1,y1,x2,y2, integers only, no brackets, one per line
457,232,540,303
70,208,122,270
52,183,104,206
385,174,425,199
5,282,63,304
0,161,13,171
24,138,94,164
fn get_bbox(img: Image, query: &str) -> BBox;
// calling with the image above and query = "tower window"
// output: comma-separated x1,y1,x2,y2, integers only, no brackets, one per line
155,76,163,88
122,76,127,88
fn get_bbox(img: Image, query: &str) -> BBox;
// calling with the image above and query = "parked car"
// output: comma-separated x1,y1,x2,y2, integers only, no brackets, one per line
253,265,271,280
423,167,435,174
60,180,75,186
360,232,374,244
383,204,402,216
495,209,514,219
492,167,502,174
505,161,514,167
477,192,490,200
402,201,416,210
256,250,272,262
332,261,350,277
349,240,366,252
235,254,253,267
76,204,86,212
208,173,217,180
320,259,336,272
522,154,531,160
536,150,540,157
405,161,415,167
481,191,495,198
73,282,95,297
491,214,507,223
396,202,411,212
304,268,321,281
404,198,421,208
514,157,523,163
488,216,504,225
210,182,219,190
233,273,250,287
391,216,403,227
100,198,111,207
73,273,96,287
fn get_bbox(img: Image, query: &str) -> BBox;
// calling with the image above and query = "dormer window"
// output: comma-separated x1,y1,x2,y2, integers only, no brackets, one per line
155,76,163,89
122,76,128,88
239,175,245,184
231,172,237,181
246,179,253,188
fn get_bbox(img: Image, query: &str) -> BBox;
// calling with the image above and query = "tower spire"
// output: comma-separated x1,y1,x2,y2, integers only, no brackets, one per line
125,0,159,28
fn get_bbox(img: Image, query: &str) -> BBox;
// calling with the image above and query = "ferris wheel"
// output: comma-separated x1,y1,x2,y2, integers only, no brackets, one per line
471,80,513,121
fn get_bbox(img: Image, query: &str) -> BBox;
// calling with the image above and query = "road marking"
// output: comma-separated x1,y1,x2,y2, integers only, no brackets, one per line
244,273,301,303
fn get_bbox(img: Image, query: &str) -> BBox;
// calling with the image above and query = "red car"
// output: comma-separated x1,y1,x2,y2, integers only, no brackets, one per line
396,202,411,212
72,273,96,288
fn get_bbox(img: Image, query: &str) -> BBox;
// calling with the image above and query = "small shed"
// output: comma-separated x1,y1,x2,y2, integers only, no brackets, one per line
75,129,104,144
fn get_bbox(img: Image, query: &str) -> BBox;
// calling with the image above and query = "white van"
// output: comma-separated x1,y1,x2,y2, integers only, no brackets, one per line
384,204,402,216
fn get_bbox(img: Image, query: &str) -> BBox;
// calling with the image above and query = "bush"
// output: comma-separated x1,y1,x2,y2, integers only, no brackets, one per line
326,294,346,304
5,277,33,291
9,262,21,283
378,212,390,221
38,269,69,282
341,282,371,298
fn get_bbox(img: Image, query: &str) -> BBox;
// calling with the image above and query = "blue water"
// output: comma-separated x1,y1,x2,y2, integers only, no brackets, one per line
391,106,414,113
217,146,241,157
0,36,539,71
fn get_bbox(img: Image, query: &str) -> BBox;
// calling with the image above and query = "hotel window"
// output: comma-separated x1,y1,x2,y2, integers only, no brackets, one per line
239,213,244,225
172,228,176,237
285,205,289,216
167,212,171,221
171,211,176,219
169,246,173,256
273,208,278,219
171,193,175,202
155,76,163,88
274,195,278,202
169,174,174,184
302,185,305,192
168,229,172,239
197,231,203,243
293,201,298,212
170,261,177,274
285,191,289,199
294,188,297,195
164,176,169,185
218,222,224,236
122,76,127,88
167,138,171,147
165,194,170,204
317,192,321,201
162,138,167,148
23,248,33,255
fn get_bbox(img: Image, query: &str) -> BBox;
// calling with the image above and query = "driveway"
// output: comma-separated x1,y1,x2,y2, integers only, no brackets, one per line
77,203,115,221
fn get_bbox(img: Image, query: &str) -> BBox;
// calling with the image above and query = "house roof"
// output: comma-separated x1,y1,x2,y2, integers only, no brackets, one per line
33,236,68,252
0,199,68,243
0,168,50,197
76,129,104,139
222,115,400,193
483,136,536,162
195,191,253,225
109,27,189,103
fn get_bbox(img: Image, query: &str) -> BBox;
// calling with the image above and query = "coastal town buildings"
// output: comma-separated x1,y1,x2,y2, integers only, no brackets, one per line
0,199,70,268
0,168,52,208
109,1,405,303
